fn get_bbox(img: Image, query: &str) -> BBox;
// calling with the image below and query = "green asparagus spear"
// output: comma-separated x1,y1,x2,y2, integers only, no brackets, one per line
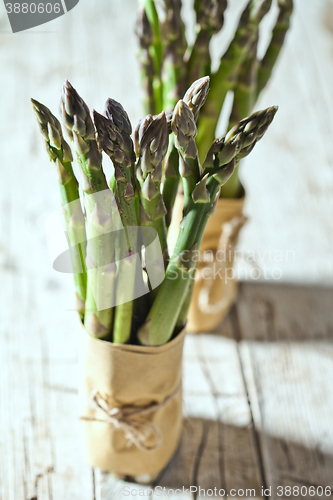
59,81,113,340
183,76,211,122
196,0,256,161
135,112,169,259
138,0,164,113
221,36,259,198
171,100,200,213
94,102,137,231
221,0,291,198
138,106,277,345
94,100,138,344
60,81,108,193
256,0,293,100
187,0,227,84
159,0,187,110
136,7,158,114
176,106,278,329
228,39,258,130
31,98,87,319
162,76,210,227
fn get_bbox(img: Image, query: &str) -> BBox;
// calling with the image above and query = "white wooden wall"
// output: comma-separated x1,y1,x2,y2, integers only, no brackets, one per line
1,0,332,284
1,0,333,499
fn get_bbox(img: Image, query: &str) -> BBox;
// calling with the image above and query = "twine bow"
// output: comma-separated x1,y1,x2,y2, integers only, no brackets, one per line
197,215,247,314
80,384,181,451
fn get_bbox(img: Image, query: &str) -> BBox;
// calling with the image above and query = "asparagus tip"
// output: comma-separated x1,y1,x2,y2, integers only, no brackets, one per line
30,97,38,108
63,79,72,91
183,76,210,121
137,111,169,173
104,97,132,135
172,100,197,152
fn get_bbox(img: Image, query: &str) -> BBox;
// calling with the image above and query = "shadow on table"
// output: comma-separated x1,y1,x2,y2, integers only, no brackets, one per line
214,281,333,342
153,282,333,498
154,417,333,499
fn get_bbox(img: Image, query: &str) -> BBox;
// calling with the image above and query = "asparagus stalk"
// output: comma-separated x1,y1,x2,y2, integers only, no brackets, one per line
162,141,180,227
60,81,107,193
84,199,117,339
113,249,138,344
136,7,158,114
256,0,293,100
175,186,220,329
228,38,258,130
221,0,291,198
171,100,200,214
135,111,169,263
187,0,227,84
159,0,187,110
94,100,138,344
256,0,273,21
94,100,137,231
196,0,257,162
59,81,113,340
183,76,211,122
138,106,277,345
221,36,259,198
176,106,278,328
138,0,164,113
31,99,87,319
162,76,210,227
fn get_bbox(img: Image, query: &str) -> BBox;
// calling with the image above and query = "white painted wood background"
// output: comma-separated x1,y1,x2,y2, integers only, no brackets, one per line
1,0,332,284
1,0,333,499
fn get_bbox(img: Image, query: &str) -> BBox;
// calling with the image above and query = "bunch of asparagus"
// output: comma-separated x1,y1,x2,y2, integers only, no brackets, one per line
32,75,277,345
136,0,293,200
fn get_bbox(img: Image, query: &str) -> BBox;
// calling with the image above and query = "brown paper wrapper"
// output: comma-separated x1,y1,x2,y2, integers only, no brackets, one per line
169,194,246,333
78,328,185,476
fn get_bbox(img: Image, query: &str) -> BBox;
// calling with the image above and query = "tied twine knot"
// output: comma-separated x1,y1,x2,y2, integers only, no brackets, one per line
80,384,181,452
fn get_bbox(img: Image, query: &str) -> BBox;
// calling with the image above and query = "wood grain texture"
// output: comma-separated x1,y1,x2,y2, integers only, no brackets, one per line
236,282,333,500
0,272,94,500
1,0,333,498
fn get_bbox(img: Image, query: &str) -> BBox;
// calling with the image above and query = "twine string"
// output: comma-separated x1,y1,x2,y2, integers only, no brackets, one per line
80,384,181,452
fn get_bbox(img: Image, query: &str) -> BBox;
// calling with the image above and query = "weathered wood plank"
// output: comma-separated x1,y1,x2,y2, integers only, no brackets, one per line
0,272,95,500
194,332,263,498
237,282,333,500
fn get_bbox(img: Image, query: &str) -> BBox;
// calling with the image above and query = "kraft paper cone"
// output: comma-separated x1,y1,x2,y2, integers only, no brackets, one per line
169,194,246,333
79,328,185,476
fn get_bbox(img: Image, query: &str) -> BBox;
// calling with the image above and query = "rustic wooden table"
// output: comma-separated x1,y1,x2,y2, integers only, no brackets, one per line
2,279,333,499
1,0,333,499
